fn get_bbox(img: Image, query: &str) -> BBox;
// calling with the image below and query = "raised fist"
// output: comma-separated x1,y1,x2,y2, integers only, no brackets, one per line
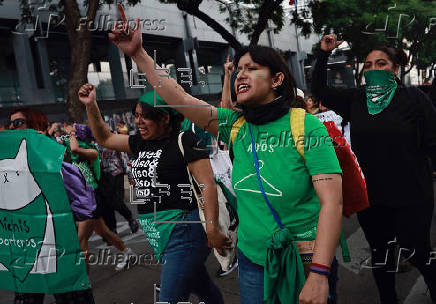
320,34,343,52
78,83,96,106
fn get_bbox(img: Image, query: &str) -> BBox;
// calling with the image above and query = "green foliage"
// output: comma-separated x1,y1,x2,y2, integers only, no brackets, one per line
158,0,285,44
293,0,436,69
416,38,436,69
212,1,285,40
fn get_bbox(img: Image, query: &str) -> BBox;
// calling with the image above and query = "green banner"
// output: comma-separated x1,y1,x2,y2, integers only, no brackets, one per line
0,130,89,293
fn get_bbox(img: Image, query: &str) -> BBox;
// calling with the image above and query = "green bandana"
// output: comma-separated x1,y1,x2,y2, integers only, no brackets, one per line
364,70,397,115
264,228,306,304
138,91,179,117
138,210,185,262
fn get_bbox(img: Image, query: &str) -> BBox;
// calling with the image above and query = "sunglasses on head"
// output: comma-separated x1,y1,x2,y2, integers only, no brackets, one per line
8,118,26,129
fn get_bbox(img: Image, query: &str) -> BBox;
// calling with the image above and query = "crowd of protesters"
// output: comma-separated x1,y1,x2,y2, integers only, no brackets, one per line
2,6,436,304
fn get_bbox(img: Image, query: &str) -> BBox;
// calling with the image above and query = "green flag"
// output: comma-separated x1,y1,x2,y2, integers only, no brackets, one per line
0,130,89,293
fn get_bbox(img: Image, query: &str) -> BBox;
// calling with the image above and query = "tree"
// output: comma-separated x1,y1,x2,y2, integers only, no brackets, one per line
17,0,141,122
157,0,287,49
291,0,436,82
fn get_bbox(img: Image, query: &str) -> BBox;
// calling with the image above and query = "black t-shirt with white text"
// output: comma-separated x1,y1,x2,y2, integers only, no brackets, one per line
128,131,209,214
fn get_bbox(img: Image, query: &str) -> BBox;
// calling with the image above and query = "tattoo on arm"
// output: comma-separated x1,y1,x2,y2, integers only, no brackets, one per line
312,177,334,183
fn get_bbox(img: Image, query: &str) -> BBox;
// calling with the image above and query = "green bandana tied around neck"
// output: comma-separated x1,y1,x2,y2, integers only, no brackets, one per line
364,70,397,115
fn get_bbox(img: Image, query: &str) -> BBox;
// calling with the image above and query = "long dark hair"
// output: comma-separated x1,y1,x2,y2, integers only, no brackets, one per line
233,46,298,106
132,103,184,136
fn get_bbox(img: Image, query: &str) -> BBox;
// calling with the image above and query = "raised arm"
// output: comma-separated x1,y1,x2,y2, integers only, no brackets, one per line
78,84,131,153
109,5,219,137
67,133,98,162
48,122,58,137
221,55,239,111
312,34,353,119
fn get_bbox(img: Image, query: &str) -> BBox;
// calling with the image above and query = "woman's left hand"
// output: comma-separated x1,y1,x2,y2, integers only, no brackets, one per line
299,273,329,304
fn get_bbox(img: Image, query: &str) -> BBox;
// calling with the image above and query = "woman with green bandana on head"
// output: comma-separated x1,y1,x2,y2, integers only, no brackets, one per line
78,85,230,304
312,34,436,304
101,5,344,304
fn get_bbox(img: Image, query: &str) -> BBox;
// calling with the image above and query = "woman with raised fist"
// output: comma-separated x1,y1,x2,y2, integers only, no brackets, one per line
312,34,436,304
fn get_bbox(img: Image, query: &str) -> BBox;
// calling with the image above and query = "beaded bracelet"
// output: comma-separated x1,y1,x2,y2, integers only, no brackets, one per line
309,263,330,276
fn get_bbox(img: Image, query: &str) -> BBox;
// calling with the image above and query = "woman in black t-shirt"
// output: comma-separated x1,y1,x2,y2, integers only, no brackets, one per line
312,34,436,304
78,86,230,304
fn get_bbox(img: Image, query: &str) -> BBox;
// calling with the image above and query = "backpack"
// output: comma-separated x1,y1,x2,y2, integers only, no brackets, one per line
230,108,369,218
320,121,370,217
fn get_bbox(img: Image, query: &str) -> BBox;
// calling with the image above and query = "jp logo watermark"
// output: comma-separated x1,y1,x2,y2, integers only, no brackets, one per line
13,0,167,40
362,3,436,38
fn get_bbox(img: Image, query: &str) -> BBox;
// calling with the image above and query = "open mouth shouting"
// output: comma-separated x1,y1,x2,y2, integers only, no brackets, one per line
138,126,149,136
237,83,250,94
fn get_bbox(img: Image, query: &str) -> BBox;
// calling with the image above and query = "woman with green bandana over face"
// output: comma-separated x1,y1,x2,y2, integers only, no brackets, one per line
312,34,436,304
100,5,344,304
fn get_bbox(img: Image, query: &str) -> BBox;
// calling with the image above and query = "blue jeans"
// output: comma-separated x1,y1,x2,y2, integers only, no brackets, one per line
237,248,339,304
159,209,224,304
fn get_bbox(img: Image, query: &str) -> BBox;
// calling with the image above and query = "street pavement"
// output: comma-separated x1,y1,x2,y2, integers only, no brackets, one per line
1,181,436,304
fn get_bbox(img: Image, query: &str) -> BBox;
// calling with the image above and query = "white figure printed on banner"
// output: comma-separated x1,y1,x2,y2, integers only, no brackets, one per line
0,140,56,279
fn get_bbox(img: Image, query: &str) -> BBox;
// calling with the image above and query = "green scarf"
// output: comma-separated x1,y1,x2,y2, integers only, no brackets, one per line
264,228,306,304
138,210,185,262
364,70,398,115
